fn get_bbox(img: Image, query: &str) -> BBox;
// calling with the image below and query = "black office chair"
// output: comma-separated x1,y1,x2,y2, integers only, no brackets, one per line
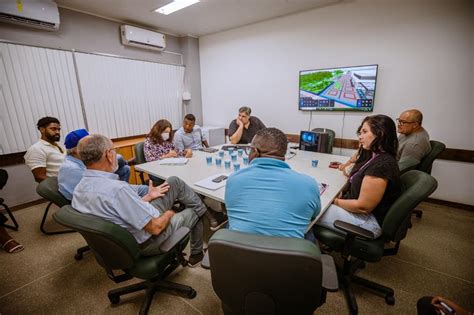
134,142,147,184
208,229,338,315
0,169,19,230
312,128,336,153
53,205,196,315
35,176,89,259
36,177,75,235
398,156,419,174
315,170,438,315
412,140,446,218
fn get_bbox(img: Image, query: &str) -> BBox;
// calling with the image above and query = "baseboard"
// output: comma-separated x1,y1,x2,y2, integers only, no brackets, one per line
425,198,474,211
10,199,46,212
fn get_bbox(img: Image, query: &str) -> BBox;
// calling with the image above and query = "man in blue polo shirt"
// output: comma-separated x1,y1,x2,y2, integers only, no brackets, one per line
173,114,209,151
225,127,321,238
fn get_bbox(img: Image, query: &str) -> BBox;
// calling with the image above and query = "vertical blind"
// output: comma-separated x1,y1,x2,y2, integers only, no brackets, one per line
0,43,84,154
74,53,185,139
0,43,185,154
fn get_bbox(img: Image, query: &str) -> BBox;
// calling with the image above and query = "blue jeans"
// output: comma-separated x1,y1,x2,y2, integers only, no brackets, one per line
116,154,130,182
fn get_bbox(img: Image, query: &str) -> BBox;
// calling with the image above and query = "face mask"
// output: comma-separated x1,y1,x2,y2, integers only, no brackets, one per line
162,132,170,141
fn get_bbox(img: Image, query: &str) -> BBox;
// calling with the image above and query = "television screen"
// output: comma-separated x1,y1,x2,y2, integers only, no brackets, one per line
299,64,378,111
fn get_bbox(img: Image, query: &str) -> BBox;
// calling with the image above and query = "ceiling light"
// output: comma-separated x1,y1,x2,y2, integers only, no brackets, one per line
154,0,200,15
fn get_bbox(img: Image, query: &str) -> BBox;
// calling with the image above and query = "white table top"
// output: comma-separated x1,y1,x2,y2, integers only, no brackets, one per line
135,146,349,230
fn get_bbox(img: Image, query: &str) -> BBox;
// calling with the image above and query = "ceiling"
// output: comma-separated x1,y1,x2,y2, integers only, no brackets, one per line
56,0,342,37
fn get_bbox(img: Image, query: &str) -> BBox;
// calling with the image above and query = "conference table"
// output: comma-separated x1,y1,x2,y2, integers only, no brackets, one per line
135,145,349,231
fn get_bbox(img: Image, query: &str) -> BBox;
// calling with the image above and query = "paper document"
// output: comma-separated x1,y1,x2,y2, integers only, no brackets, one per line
194,173,229,191
157,158,188,165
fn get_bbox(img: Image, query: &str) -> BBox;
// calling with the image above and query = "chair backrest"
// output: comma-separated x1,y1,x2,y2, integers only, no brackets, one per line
398,157,420,174
382,170,437,242
311,128,335,153
54,205,140,270
417,140,446,174
0,169,8,190
209,229,325,315
36,177,70,207
134,142,146,165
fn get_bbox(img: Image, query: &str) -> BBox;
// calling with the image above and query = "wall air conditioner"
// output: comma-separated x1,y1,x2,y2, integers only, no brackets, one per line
0,0,60,31
120,25,166,52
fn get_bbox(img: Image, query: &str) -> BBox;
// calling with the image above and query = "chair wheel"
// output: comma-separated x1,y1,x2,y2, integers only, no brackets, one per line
108,293,120,305
385,295,395,305
186,289,197,299
74,253,83,260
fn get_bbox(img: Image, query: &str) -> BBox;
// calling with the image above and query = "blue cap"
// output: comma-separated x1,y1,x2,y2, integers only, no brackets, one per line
64,129,89,149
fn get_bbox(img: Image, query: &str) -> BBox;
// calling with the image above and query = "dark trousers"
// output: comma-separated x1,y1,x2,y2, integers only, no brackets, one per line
417,296,438,315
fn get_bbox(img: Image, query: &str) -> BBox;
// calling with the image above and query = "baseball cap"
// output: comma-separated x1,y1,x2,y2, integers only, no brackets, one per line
64,129,89,149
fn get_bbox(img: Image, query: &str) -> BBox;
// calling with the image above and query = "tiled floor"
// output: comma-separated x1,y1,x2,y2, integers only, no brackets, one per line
1,202,473,314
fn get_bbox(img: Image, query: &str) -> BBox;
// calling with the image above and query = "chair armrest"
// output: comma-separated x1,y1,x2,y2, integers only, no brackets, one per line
159,227,190,252
321,254,338,292
334,220,375,240
201,250,210,269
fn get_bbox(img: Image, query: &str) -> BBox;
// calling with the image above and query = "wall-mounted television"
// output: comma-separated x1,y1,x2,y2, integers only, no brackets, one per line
299,64,378,111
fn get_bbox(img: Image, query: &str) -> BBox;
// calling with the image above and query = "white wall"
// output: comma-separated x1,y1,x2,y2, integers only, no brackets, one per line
200,0,474,205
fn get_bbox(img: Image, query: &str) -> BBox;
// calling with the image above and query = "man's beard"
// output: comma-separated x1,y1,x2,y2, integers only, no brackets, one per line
47,134,60,142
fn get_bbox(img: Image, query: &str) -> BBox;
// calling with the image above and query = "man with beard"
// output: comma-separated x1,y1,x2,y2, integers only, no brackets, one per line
24,116,65,183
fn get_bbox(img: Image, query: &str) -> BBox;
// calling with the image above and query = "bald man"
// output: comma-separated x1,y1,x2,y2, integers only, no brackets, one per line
225,127,321,238
396,109,431,161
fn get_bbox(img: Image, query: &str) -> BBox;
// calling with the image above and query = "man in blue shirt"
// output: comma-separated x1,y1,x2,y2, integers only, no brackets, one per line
225,128,321,238
173,114,209,151
58,129,132,200
72,134,207,267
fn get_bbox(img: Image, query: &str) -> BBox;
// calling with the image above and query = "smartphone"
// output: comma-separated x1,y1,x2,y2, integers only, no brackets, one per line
212,175,228,183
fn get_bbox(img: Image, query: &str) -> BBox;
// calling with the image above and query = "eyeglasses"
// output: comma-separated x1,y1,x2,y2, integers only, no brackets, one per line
396,118,417,126
244,146,256,155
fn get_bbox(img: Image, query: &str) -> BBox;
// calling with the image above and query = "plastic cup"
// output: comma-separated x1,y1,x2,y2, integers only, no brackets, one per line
243,156,249,165
311,159,319,167
206,156,213,165
224,159,231,169
218,150,225,158
233,162,241,172
231,153,237,162
215,157,222,166
237,149,244,156
228,148,234,155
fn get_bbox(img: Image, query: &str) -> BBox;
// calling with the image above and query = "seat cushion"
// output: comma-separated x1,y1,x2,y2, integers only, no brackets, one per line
315,225,385,262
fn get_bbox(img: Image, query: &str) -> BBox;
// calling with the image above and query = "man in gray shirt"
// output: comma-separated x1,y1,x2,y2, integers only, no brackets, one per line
228,106,266,144
72,134,207,267
173,114,209,151
396,109,431,161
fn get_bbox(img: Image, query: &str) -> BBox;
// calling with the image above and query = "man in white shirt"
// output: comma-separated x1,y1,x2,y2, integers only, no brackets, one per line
173,114,209,151
24,117,66,183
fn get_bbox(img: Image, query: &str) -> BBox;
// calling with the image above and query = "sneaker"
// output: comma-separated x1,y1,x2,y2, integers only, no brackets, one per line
209,211,228,231
188,252,204,268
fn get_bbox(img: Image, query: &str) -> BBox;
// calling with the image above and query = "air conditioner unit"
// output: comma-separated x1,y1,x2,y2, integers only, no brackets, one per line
0,0,60,31
120,25,166,52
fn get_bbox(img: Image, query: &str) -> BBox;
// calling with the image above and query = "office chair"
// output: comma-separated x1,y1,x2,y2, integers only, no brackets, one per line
53,205,196,315
398,157,419,174
35,176,89,259
0,169,19,230
312,128,336,153
412,140,446,218
208,229,338,315
314,170,438,315
134,142,147,184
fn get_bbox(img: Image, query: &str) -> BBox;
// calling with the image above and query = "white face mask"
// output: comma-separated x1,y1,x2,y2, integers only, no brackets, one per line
162,132,170,141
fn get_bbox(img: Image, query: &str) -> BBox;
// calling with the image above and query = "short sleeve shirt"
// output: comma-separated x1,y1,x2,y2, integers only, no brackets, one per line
343,153,401,224
24,139,66,177
397,129,431,161
173,125,207,151
228,116,266,144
